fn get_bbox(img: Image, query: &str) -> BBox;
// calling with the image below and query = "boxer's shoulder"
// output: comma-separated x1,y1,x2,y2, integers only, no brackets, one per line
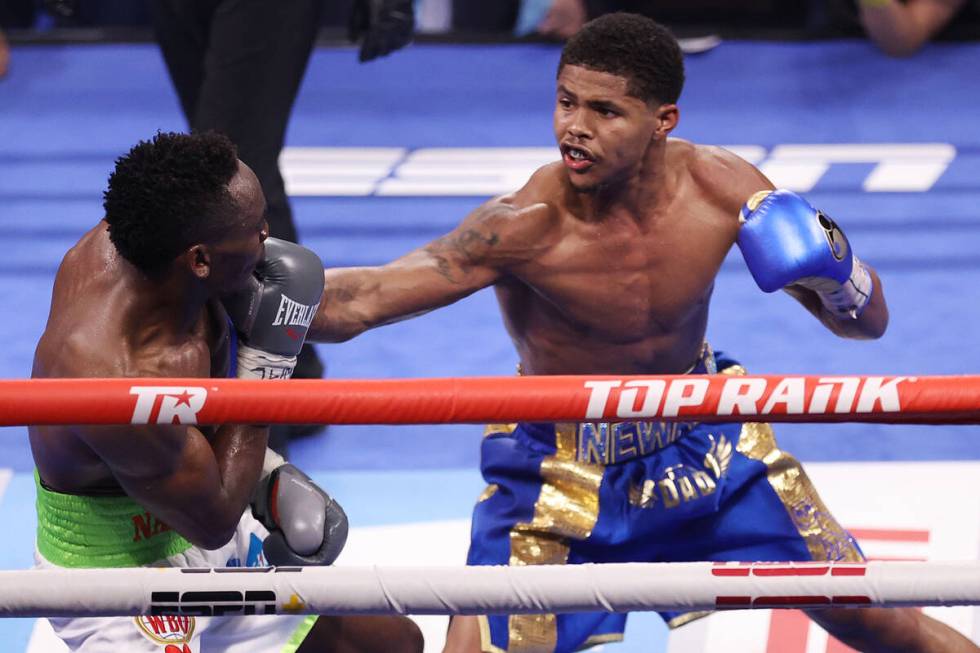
670,140,772,223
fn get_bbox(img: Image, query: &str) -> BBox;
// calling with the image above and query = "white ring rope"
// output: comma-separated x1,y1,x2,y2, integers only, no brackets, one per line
2,561,979,618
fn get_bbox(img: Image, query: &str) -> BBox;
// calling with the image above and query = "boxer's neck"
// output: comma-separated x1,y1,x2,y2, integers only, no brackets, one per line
118,264,211,340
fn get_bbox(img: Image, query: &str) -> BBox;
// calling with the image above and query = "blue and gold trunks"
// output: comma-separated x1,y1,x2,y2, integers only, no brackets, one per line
466,347,863,652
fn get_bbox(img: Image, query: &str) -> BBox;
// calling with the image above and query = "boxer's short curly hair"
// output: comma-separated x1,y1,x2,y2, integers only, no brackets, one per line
559,13,685,106
103,131,239,274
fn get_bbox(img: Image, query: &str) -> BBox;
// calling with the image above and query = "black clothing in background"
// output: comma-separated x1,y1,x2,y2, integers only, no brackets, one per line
150,0,326,453
150,0,322,245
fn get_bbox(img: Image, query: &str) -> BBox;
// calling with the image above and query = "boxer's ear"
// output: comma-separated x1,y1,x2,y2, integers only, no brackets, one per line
654,103,679,138
185,244,211,280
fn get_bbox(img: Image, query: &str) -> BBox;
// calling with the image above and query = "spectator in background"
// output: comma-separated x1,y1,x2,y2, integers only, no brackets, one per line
530,0,588,39
0,0,35,79
454,0,739,43
857,0,970,56
533,0,668,38
453,0,654,38
0,28,8,78
149,0,413,452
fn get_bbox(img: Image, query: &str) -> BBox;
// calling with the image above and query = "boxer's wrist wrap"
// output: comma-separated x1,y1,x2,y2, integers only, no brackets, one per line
261,447,287,479
236,344,297,380
805,255,873,319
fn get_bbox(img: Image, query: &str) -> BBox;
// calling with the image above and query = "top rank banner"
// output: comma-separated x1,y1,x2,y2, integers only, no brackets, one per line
0,374,978,426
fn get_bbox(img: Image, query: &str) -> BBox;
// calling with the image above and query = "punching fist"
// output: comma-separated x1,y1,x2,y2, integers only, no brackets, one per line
253,450,349,566
223,238,324,379
349,0,415,63
737,189,872,319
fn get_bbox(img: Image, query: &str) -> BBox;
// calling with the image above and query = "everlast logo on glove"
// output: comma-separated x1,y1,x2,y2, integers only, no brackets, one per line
271,294,319,328
222,238,325,378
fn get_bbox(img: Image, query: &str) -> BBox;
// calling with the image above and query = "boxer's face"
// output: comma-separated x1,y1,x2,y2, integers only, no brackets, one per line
554,65,676,192
205,161,269,292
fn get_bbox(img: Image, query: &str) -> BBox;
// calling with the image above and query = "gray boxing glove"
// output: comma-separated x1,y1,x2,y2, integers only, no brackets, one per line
252,450,349,566
223,238,324,379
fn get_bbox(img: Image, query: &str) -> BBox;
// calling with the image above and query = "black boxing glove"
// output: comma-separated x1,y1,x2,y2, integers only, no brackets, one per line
348,0,415,63
252,450,349,566
223,238,324,380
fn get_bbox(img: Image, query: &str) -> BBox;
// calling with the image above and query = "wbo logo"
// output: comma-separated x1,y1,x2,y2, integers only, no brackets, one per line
134,614,195,646
129,386,208,425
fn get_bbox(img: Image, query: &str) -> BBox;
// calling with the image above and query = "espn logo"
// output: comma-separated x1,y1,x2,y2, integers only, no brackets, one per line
150,590,276,616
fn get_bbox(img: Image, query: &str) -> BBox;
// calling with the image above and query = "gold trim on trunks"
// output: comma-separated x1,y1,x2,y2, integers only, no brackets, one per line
477,424,517,507
723,365,862,563
735,422,862,562
502,425,604,652
579,632,625,649
486,423,519,437
478,484,499,503
667,610,713,629
477,615,507,653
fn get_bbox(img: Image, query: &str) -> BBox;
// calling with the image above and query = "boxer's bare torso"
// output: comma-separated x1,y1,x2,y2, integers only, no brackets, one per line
30,222,231,494
310,67,884,360
29,158,269,548
311,138,767,374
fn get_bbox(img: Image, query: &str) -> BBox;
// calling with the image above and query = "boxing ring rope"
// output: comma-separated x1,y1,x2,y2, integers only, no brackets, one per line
1,562,979,618
1,374,979,426
5,374,980,619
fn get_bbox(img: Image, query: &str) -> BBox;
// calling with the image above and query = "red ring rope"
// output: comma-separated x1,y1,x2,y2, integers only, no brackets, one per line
1,374,978,426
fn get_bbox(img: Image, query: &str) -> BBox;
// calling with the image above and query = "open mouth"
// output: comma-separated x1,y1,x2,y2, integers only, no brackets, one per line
561,144,596,171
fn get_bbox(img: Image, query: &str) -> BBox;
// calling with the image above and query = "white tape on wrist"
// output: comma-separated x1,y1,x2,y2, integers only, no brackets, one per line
261,447,287,478
236,344,297,380
818,256,873,319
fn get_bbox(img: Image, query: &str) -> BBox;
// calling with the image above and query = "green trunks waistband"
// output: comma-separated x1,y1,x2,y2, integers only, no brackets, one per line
35,470,192,568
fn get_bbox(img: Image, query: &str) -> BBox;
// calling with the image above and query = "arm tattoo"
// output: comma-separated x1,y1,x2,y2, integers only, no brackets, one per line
323,282,358,304
424,227,500,284
426,249,457,284
455,229,500,263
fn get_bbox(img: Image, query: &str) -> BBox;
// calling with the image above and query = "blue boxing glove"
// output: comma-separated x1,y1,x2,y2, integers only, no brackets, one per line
252,449,349,566
737,189,872,319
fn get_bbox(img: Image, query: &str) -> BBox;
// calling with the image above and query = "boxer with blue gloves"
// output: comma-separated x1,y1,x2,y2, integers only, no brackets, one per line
308,15,971,653
738,189,872,317
737,189,886,338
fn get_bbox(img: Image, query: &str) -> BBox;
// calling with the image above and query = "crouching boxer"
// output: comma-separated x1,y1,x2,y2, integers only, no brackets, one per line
30,131,422,653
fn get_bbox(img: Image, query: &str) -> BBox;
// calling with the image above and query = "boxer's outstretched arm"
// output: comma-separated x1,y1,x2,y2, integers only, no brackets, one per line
310,200,554,342
77,421,267,550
